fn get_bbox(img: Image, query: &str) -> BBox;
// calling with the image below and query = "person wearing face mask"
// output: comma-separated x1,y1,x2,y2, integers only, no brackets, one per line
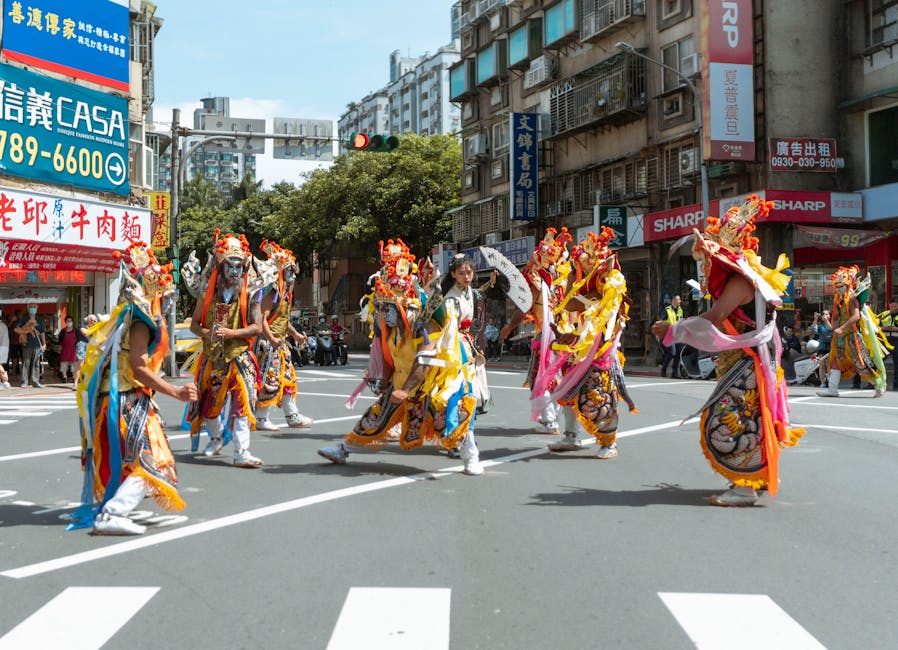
817,265,890,398
14,302,46,388
254,240,313,431
186,230,264,467
58,316,78,383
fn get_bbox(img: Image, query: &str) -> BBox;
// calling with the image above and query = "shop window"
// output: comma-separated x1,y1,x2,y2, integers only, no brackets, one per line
868,104,898,187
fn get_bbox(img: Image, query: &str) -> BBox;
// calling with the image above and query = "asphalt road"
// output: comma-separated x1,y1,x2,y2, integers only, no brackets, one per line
0,359,896,649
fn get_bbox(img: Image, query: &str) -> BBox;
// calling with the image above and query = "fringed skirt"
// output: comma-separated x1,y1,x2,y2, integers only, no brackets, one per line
256,339,297,409
189,351,259,434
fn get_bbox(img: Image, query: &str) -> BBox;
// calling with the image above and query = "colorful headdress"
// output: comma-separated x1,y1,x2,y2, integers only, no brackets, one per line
573,227,615,266
531,227,573,269
831,265,859,289
213,229,251,264
113,241,174,306
373,239,420,307
704,194,775,253
260,239,297,271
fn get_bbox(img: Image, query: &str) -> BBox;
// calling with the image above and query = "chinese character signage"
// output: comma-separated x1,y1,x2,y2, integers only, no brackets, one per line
703,0,755,161
462,236,535,270
598,206,627,249
509,113,538,221
0,268,88,285
0,62,129,195
2,0,130,92
147,191,171,252
769,138,838,172
794,225,887,250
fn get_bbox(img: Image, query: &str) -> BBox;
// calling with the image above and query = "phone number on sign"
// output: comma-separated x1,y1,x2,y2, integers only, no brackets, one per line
770,156,837,169
0,129,110,179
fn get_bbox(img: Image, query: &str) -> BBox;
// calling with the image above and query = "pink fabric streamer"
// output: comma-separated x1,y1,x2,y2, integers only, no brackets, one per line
345,334,386,409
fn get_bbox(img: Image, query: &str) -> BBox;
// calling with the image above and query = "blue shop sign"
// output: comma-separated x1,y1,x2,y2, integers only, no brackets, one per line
463,236,535,271
0,62,129,195
509,113,538,221
2,0,130,92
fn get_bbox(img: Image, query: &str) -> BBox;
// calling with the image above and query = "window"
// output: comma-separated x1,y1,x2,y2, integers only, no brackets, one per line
545,0,577,46
867,0,898,48
508,24,530,67
868,105,898,187
492,122,510,152
491,158,505,180
450,60,472,100
660,37,694,92
477,45,496,84
661,0,682,20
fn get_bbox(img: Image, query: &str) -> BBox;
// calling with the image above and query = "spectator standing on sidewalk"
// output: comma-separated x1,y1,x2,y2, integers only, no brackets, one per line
0,310,10,388
14,302,46,388
660,295,683,378
877,297,898,390
484,317,500,360
58,317,78,383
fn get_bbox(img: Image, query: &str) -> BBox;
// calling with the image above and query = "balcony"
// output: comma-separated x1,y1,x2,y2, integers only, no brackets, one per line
580,0,646,43
548,54,646,138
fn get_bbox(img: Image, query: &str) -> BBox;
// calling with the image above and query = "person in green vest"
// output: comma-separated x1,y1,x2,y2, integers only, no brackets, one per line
660,295,683,378
187,230,265,467
877,297,898,391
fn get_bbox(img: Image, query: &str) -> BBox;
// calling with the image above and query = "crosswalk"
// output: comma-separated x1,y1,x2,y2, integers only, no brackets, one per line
0,393,77,426
0,588,827,649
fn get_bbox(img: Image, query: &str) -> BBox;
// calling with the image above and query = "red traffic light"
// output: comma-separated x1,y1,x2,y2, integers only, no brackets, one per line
346,132,399,152
349,132,370,150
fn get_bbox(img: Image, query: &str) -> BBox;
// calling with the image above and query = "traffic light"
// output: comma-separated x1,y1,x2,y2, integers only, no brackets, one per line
346,132,400,152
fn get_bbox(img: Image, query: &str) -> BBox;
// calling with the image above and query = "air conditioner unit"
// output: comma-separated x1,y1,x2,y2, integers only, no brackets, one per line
524,54,558,90
581,13,596,40
680,148,699,174
680,53,699,78
465,133,488,159
483,231,501,245
594,189,613,205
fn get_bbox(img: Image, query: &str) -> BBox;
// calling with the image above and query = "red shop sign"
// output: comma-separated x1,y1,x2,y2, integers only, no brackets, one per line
0,238,120,272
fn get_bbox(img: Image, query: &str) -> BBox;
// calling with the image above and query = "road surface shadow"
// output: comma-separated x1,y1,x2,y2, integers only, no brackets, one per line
527,483,722,507
261,460,436,478
0,504,71,527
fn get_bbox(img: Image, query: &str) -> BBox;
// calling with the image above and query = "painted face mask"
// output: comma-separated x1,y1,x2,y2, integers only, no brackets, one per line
383,304,399,328
222,257,245,284
284,268,296,285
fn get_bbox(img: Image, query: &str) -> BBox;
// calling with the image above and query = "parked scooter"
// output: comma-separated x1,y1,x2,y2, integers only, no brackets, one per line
785,339,825,386
677,344,718,380
315,328,335,366
336,330,349,366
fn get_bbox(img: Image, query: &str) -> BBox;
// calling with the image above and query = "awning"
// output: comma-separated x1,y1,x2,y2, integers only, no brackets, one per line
446,204,468,215
838,85,898,112
473,196,497,205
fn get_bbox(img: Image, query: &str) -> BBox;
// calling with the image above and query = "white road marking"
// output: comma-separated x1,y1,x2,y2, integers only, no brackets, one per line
803,423,898,434
327,588,450,650
0,420,15,425
1,419,693,579
800,400,898,410
659,592,826,649
0,411,52,416
297,392,376,400
0,586,159,650
299,369,358,378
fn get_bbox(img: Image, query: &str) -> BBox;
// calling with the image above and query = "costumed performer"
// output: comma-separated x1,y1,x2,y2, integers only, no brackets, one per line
816,265,891,398
651,195,804,507
541,227,637,458
185,230,265,467
318,240,484,476
70,242,197,535
255,240,314,430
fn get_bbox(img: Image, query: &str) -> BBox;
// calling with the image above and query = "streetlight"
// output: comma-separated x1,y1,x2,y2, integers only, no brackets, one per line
615,41,709,221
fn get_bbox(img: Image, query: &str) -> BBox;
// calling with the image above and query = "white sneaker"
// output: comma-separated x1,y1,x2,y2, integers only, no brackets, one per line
595,443,618,459
318,443,348,465
548,432,580,452
34,382,44,388
0,382,9,389
93,512,146,536
816,386,839,397
20,383,29,388
256,418,279,431
287,413,314,428
233,450,263,467
463,458,484,476
202,437,224,457
874,386,886,398
708,488,758,507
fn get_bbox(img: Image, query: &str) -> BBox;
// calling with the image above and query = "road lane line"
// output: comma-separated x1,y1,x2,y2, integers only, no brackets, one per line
658,592,826,649
0,586,159,650
1,419,693,579
802,423,898,434
798,400,898,410
327,588,450,650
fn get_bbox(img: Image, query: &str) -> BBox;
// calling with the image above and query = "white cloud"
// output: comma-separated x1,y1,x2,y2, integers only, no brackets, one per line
151,98,335,189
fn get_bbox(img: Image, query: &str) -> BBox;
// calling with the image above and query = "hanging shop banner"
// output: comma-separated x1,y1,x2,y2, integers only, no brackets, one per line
0,239,122,272
0,62,129,195
769,138,838,172
463,236,535,270
703,0,755,161
717,190,863,224
1,0,130,92
794,225,889,250
0,268,89,285
147,191,171,252
0,286,65,303
598,205,627,249
509,113,538,221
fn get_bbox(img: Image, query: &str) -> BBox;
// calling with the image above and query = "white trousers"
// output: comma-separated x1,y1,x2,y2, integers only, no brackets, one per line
102,474,146,517
540,393,560,430
205,415,251,452
256,397,299,422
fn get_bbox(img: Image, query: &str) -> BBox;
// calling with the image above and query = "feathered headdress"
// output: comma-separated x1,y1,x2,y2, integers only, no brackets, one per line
374,239,419,305
704,194,775,253
261,239,297,271
112,241,174,309
530,227,572,268
831,265,859,289
213,228,251,264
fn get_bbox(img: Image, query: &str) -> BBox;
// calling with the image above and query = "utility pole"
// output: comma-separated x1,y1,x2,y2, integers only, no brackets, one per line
168,108,180,379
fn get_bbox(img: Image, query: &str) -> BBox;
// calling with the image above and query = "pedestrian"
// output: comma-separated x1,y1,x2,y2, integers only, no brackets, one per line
7,313,22,377
811,309,834,385
660,295,684,378
14,302,46,388
544,228,638,459
652,195,804,507
183,230,264,467
484,317,500,360
254,240,314,431
57,316,78,383
817,266,889,398
318,242,484,476
73,314,96,387
877,298,898,390
0,310,10,388
69,243,197,535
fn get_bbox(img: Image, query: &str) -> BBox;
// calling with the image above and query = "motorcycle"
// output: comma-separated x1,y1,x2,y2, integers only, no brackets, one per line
785,340,826,386
677,344,718,380
314,328,335,366
336,330,349,366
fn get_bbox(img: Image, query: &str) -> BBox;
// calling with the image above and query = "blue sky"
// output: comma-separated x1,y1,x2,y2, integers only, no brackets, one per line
152,0,457,186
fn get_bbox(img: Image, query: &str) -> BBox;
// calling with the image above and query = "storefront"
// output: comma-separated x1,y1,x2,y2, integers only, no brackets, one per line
0,185,151,333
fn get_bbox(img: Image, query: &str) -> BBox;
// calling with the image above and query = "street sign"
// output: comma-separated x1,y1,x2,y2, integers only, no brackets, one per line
148,191,171,253
598,205,627,249
273,118,334,161
201,116,266,154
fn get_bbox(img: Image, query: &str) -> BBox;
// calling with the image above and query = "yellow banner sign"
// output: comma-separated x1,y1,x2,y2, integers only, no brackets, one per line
147,191,171,252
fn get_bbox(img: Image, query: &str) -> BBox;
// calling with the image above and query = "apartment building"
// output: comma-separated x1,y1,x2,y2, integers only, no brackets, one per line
448,0,898,355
